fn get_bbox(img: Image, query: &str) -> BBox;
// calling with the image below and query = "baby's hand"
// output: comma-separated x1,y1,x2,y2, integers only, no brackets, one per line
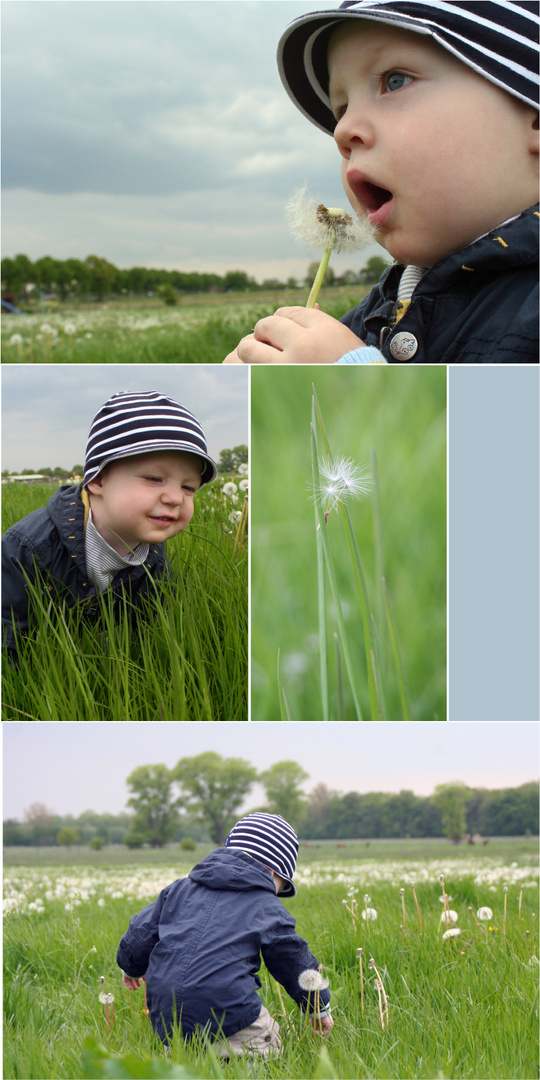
122,973,142,990
226,306,364,365
311,1013,334,1037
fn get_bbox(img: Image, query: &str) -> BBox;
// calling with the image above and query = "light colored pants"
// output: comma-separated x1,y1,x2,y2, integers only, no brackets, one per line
214,1005,282,1059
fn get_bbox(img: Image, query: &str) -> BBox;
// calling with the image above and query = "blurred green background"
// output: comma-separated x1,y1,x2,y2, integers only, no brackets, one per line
251,366,446,722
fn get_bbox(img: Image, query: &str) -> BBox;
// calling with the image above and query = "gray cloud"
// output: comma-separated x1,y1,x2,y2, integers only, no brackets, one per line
2,365,248,471
1,0,388,277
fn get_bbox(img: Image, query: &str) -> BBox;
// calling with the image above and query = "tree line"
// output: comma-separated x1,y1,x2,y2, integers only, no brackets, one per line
1,253,390,303
4,755,537,849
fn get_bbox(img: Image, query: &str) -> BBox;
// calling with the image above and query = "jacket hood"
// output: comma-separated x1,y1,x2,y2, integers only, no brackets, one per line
188,848,284,895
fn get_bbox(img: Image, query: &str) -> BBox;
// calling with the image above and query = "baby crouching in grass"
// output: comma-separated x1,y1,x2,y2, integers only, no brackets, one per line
2,389,217,664
117,813,333,1058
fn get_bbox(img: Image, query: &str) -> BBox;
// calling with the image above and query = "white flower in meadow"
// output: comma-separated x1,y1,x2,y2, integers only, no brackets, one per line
97,898,106,907
311,456,372,515
63,322,77,336
222,482,238,497
439,895,453,903
298,968,328,990
238,479,249,492
362,907,378,921
442,927,461,940
440,910,458,924
238,463,248,475
229,511,242,524
84,332,93,339
99,992,115,1004
9,334,23,346
40,323,58,336
477,907,493,921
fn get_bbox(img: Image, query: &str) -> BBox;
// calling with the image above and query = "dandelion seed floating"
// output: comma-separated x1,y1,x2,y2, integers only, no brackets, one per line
309,456,372,518
288,188,377,308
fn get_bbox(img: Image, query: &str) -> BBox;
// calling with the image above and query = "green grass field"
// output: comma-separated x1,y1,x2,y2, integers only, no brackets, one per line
4,839,538,1080
251,367,446,722
1,289,368,364
2,481,247,721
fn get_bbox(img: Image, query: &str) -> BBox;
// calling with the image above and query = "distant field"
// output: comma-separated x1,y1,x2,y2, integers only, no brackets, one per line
4,835,538,867
1,288,368,364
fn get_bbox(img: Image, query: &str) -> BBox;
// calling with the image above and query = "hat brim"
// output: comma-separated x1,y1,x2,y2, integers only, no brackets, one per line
85,443,218,488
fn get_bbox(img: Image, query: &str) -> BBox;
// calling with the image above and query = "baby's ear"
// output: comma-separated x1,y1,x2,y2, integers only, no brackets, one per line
529,109,538,154
86,477,104,496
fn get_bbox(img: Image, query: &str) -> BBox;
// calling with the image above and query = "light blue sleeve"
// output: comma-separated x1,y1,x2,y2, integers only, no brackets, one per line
335,346,388,364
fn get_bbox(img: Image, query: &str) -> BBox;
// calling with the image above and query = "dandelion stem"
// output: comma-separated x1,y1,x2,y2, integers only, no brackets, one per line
383,577,412,721
411,885,423,932
357,948,365,1018
307,246,333,308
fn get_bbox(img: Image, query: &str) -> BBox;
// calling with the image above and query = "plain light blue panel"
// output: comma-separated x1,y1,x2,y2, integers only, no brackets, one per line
449,367,539,721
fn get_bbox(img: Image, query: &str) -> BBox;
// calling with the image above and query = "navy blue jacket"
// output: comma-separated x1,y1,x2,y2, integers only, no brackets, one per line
116,848,331,1042
341,204,538,364
2,483,168,653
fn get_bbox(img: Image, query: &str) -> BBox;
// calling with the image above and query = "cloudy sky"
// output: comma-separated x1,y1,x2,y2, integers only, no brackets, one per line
3,721,538,819
1,364,248,471
1,0,387,282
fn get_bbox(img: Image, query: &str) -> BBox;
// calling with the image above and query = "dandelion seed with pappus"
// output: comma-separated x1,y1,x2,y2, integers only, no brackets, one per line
288,187,376,308
442,927,461,941
477,907,494,921
310,456,372,517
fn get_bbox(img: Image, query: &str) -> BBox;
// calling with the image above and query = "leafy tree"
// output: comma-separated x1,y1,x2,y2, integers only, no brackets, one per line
174,752,257,846
218,446,248,474
306,261,334,288
85,255,118,299
57,827,79,848
360,256,391,284
431,782,469,843
259,760,309,826
125,764,179,848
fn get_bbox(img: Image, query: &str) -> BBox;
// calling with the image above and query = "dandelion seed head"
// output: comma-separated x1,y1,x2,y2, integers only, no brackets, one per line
442,927,461,940
477,907,493,921
99,992,115,1004
362,907,378,921
440,910,458,924
309,456,372,514
288,188,376,253
299,968,325,991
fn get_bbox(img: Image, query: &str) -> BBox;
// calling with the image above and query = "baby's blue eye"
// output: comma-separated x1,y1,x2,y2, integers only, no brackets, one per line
385,72,412,92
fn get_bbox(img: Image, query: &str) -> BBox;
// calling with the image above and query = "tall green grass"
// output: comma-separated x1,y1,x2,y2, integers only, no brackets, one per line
2,484,247,720
3,859,537,1079
2,292,366,365
251,367,446,722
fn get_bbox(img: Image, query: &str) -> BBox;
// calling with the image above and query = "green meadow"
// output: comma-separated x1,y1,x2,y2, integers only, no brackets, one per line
1,289,367,364
1,481,247,721
251,366,446,722
3,839,538,1080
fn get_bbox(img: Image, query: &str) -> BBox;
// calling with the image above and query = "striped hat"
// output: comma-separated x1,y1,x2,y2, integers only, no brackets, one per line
277,1,540,135
83,390,218,488
225,813,299,897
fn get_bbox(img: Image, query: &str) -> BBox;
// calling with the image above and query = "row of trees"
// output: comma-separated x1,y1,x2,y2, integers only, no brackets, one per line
4,755,537,849
2,253,390,303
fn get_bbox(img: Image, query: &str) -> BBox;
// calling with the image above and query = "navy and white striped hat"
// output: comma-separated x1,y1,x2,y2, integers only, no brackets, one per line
225,812,299,897
83,390,218,488
278,1,540,135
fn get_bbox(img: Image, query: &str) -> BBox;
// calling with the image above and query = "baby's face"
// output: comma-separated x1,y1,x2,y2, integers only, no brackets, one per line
328,21,538,266
87,450,202,556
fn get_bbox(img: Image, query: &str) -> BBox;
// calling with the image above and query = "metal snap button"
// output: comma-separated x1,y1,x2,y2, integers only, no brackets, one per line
389,332,418,361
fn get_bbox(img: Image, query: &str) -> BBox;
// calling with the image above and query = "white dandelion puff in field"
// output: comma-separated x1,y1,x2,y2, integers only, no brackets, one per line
238,463,249,476
442,927,461,941
298,968,329,991
310,456,372,516
229,511,243,525
288,187,377,308
477,907,494,921
238,479,249,492
222,482,238,497
63,322,77,336
440,910,458,925
362,907,378,921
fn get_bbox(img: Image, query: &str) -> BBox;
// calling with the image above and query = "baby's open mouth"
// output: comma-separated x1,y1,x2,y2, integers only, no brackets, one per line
357,181,393,213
